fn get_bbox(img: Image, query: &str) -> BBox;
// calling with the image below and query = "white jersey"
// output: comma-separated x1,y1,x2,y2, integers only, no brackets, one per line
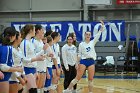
62,44,77,70
10,47,23,82
45,45,55,68
52,43,61,64
20,39,37,68
78,31,101,60
12,47,23,67
32,38,46,72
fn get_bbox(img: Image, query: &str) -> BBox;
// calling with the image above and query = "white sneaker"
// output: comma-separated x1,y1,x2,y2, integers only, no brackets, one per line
63,89,72,93
138,74,140,78
43,87,48,91
72,90,77,93
49,84,57,90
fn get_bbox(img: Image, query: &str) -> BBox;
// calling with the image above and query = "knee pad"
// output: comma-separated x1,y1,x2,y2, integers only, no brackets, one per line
71,79,78,85
88,80,93,87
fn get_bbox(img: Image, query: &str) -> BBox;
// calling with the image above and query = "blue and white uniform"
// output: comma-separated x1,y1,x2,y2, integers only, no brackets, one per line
32,38,46,72
52,43,61,69
9,47,23,84
78,31,102,67
0,46,13,81
20,39,37,75
9,47,29,83
44,45,55,90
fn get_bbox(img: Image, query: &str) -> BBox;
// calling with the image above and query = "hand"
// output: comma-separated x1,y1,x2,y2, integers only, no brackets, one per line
17,77,26,86
56,68,61,76
36,55,45,61
100,20,104,25
60,67,63,74
46,73,50,79
16,67,23,73
75,64,79,70
100,20,104,32
66,68,69,71
48,53,54,58
0,71,4,80
23,76,27,84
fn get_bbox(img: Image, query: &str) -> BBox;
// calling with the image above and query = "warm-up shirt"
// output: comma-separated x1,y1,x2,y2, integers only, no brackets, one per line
62,44,77,70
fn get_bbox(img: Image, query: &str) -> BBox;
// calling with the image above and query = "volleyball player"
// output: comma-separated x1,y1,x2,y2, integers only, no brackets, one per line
9,31,26,93
0,27,23,93
32,24,47,92
20,24,46,93
0,35,4,80
51,32,61,93
44,36,56,93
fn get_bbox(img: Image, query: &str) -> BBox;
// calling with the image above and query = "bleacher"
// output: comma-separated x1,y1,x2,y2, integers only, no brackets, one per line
95,41,126,74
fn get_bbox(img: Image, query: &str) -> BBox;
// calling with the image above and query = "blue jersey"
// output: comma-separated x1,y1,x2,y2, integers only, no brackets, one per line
0,45,2,62
0,46,13,67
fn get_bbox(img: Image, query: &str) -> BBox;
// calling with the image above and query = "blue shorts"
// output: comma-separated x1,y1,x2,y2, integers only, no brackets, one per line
0,72,12,82
80,58,95,68
44,67,52,87
24,67,36,75
9,81,18,84
52,64,61,69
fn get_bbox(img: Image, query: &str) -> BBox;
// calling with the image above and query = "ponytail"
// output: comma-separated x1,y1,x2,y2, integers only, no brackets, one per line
21,24,34,39
1,27,16,45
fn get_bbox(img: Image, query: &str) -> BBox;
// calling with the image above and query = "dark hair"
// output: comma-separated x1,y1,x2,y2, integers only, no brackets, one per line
69,32,77,46
15,31,20,40
51,32,59,40
67,35,72,40
66,35,73,43
0,27,16,45
20,24,34,39
35,24,42,34
45,30,53,37
47,36,53,43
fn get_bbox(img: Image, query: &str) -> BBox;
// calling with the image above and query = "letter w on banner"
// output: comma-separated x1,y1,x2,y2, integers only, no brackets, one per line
11,20,126,42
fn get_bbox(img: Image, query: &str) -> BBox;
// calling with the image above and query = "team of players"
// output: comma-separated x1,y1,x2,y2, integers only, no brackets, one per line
0,21,104,93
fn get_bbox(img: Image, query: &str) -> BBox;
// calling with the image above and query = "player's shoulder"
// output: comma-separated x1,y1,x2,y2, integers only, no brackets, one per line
62,44,67,48
79,41,85,45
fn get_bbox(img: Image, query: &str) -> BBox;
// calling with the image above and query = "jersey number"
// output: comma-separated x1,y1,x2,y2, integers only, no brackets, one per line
86,47,91,52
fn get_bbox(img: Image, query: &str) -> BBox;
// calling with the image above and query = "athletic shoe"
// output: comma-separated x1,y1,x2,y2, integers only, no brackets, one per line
138,73,140,78
49,84,57,90
72,90,77,93
63,89,72,93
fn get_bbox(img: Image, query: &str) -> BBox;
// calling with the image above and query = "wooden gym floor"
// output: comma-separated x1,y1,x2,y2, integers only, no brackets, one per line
58,78,140,93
